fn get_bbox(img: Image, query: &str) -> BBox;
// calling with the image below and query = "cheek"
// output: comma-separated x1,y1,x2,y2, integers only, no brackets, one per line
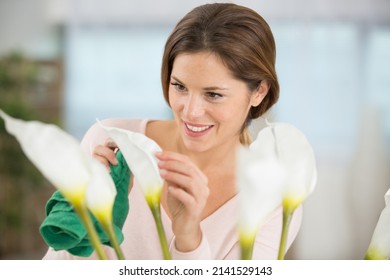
168,91,180,111
220,104,251,129
213,107,245,126
228,99,252,120
169,93,189,119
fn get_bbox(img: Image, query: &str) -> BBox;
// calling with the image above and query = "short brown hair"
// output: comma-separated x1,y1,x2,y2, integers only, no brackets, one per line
161,3,279,141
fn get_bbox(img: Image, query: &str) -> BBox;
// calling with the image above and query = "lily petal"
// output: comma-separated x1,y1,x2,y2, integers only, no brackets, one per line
365,188,390,260
0,109,91,204
85,158,125,259
86,158,117,223
98,121,163,206
237,146,285,236
98,121,172,259
251,121,317,211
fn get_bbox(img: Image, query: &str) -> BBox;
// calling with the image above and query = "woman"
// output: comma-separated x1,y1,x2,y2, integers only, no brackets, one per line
43,2,302,260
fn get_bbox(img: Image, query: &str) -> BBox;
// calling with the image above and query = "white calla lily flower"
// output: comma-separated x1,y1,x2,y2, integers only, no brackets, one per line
365,188,390,260
251,121,317,212
98,121,171,259
237,146,285,259
0,109,91,205
98,121,163,206
0,110,110,259
250,120,317,259
86,158,125,259
86,159,117,223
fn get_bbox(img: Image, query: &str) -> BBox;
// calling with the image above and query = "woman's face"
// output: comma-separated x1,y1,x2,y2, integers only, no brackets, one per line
169,51,267,153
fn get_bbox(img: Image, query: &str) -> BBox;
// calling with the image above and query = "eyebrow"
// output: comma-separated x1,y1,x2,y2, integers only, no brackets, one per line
171,75,229,91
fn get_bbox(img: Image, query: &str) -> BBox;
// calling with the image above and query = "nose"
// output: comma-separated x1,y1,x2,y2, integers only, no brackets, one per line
183,93,205,119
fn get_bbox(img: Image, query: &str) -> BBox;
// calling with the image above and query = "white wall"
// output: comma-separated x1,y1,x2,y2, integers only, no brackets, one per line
1,0,390,55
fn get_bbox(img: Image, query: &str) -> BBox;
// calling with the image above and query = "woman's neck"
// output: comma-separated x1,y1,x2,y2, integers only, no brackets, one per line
175,131,240,173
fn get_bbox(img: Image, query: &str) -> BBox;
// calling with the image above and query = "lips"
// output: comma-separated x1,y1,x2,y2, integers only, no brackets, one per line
186,123,212,132
183,122,213,137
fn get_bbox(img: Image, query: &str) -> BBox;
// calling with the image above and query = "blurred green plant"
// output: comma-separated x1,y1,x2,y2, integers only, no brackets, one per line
0,52,45,182
0,51,60,258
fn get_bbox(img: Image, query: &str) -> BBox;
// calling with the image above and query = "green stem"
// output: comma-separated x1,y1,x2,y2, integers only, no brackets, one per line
240,234,255,260
101,220,125,260
74,203,108,260
278,208,293,260
149,203,171,260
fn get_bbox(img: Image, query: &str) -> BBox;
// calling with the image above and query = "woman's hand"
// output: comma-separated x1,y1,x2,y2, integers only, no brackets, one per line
156,151,210,252
92,138,118,171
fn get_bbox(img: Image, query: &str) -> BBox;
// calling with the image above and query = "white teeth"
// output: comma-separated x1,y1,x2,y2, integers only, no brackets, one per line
186,124,211,132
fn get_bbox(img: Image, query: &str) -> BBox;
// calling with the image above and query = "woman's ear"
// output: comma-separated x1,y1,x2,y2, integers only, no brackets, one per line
250,80,269,107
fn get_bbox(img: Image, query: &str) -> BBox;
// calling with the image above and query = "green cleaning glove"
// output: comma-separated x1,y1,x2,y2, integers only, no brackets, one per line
39,150,130,257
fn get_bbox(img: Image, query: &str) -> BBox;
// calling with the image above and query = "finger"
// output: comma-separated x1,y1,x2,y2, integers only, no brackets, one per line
157,152,207,181
155,151,191,163
94,145,118,165
93,155,111,172
168,185,198,211
160,169,195,195
162,169,208,198
158,159,205,180
160,169,209,201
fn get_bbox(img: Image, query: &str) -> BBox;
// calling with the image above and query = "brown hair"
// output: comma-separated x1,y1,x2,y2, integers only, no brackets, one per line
161,3,279,144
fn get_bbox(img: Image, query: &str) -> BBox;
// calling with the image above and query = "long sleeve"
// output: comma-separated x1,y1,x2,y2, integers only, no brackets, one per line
169,231,212,260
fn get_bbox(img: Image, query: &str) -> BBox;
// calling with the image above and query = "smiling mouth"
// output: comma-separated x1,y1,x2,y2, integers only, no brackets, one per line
186,123,212,132
184,122,214,135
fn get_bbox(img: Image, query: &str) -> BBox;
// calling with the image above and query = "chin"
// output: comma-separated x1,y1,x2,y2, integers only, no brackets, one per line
181,137,212,153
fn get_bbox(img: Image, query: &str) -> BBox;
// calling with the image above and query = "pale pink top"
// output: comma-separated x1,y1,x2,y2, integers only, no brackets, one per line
43,118,302,260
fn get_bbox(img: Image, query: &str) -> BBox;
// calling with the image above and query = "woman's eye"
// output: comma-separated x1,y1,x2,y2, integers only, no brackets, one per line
206,92,223,100
170,82,186,92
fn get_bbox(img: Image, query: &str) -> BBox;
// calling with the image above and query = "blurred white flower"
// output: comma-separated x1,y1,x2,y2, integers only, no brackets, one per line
0,109,91,206
249,120,317,259
251,121,317,212
0,109,112,259
86,158,117,224
365,187,390,260
85,158,125,259
236,145,285,259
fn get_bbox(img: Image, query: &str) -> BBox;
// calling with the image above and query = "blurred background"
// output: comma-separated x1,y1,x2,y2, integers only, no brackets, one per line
0,0,389,259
